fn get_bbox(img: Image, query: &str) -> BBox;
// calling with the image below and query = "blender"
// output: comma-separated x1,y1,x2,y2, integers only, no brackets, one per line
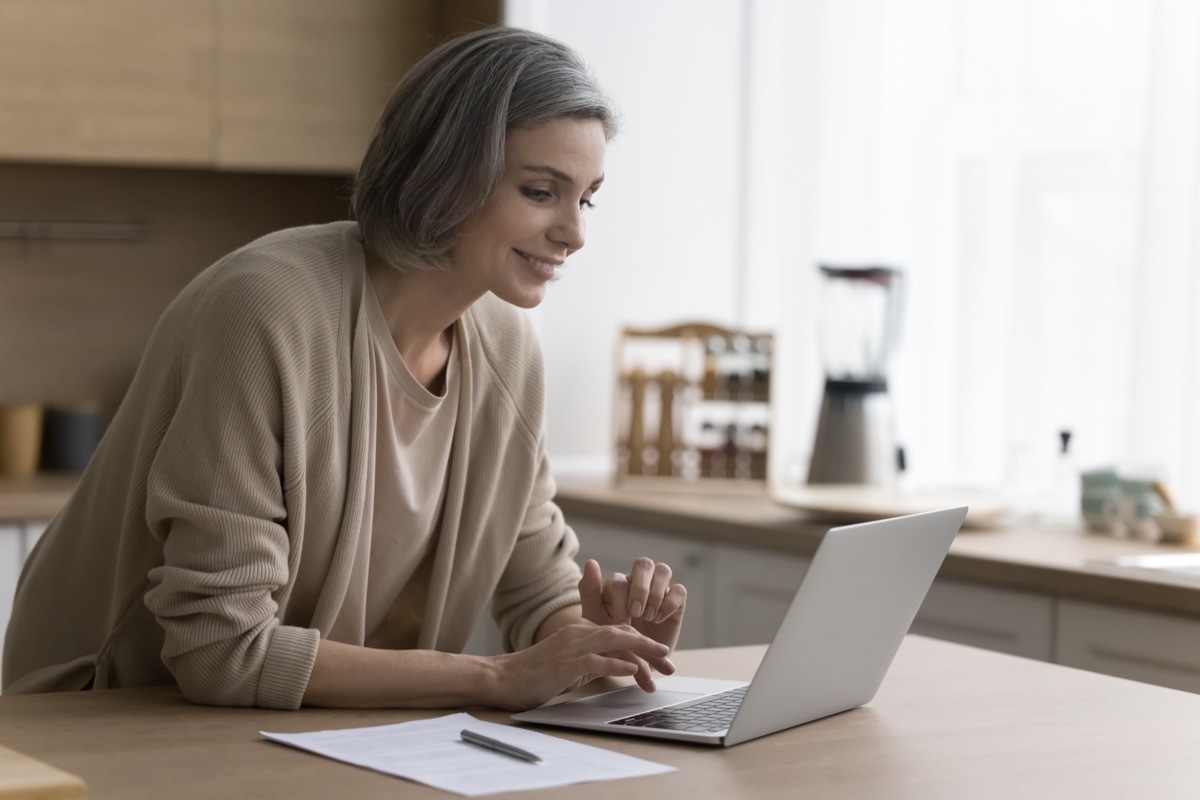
807,265,904,487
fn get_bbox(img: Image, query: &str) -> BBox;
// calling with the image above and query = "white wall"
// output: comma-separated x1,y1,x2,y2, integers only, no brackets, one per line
507,0,823,481
508,0,1200,510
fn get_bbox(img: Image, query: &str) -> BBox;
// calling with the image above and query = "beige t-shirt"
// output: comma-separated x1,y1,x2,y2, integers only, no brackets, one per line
357,273,460,650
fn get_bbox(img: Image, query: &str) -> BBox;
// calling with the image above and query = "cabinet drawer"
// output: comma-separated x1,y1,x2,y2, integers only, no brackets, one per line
1057,600,1200,693
912,579,1054,661
709,545,809,648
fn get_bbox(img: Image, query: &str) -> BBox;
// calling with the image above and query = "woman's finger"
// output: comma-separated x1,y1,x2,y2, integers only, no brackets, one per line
578,559,607,622
625,650,656,692
624,557,656,618
578,653,640,680
644,561,673,619
601,573,630,623
654,583,687,624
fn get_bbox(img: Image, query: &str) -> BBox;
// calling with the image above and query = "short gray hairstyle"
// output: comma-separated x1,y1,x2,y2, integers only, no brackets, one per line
352,26,618,271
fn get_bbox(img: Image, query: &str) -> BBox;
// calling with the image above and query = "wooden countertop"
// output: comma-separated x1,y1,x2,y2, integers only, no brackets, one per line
0,474,77,521
3,638,1200,799
554,477,1200,618
6,474,1200,617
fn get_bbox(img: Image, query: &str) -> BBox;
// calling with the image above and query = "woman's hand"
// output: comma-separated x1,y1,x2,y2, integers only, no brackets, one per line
578,558,687,690
488,620,671,711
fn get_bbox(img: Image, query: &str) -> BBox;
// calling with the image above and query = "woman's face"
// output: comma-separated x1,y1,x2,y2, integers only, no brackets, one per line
448,117,607,309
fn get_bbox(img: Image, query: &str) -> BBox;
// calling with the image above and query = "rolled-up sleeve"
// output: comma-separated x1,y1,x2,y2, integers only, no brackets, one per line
491,455,582,652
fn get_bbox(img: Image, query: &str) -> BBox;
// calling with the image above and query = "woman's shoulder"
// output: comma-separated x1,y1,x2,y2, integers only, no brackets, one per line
462,295,546,442
208,222,355,292
463,294,545,396
180,222,357,327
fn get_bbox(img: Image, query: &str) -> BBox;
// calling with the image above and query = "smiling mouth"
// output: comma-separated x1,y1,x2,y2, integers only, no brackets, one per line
516,249,563,279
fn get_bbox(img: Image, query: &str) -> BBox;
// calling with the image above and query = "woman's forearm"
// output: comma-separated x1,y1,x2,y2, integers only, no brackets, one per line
304,603,586,708
303,615,673,711
534,603,583,643
302,638,503,708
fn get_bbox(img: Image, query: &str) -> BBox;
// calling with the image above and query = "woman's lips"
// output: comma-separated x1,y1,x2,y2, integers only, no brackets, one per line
516,249,563,280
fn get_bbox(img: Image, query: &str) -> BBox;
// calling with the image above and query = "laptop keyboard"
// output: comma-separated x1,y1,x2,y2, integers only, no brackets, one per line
610,686,749,732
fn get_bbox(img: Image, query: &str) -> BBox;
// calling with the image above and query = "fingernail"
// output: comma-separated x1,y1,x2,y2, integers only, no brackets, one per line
631,601,643,617
645,606,658,619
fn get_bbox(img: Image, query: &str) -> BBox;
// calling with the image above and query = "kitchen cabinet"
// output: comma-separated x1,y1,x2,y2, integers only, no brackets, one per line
0,519,48,684
215,0,428,172
0,525,24,663
572,519,713,650
709,544,809,646
463,517,715,656
911,578,1055,661
554,500,1200,696
1056,599,1200,693
0,0,214,166
0,0,497,173
572,520,813,649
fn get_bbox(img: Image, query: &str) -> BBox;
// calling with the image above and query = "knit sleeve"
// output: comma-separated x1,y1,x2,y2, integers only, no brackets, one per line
142,267,320,709
491,447,583,652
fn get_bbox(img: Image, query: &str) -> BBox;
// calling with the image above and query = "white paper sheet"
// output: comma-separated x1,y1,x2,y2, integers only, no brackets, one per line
261,712,675,797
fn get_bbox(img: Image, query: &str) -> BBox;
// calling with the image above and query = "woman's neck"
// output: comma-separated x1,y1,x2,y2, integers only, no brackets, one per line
364,249,474,393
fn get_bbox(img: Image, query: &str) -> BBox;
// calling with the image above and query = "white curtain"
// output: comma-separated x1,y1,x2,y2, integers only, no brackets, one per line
764,0,1200,511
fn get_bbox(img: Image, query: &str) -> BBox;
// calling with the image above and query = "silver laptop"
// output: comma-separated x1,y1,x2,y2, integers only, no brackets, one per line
512,506,967,746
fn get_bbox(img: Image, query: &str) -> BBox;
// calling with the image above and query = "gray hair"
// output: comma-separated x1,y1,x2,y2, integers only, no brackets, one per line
352,26,618,272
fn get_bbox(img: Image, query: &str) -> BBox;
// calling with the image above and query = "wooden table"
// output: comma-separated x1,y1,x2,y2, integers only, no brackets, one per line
3,636,1200,798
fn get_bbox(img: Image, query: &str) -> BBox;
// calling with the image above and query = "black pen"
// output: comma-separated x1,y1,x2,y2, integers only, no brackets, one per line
460,729,543,763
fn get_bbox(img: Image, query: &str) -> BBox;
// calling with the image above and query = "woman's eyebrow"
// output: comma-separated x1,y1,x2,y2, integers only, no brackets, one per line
521,164,605,189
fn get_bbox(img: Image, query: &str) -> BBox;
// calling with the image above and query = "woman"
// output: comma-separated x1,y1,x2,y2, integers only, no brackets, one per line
3,26,685,711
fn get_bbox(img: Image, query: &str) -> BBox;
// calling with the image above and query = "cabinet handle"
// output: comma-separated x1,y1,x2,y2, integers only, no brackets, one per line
1088,644,1200,675
0,220,151,242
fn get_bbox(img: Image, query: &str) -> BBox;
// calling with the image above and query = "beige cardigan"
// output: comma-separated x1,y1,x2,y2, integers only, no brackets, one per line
2,222,582,709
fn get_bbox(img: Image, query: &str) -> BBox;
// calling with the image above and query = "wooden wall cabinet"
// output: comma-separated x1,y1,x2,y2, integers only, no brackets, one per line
0,0,215,166
215,0,430,173
0,0,498,173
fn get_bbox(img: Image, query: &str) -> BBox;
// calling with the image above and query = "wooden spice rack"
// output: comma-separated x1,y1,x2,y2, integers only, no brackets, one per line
613,322,773,492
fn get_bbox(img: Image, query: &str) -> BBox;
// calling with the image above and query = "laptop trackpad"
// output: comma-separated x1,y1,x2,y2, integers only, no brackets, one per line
570,687,701,714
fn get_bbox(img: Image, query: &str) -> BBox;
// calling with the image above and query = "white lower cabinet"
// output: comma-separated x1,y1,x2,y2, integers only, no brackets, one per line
1,524,24,649
485,515,1200,696
1,520,49,683
463,519,713,656
911,578,1055,661
1056,599,1200,693
572,521,811,649
709,545,810,647
571,519,713,650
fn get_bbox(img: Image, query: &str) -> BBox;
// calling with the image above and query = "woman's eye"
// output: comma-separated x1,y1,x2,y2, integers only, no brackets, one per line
521,187,553,202
580,198,596,210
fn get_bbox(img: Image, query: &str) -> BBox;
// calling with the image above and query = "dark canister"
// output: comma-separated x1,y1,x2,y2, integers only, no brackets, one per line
40,402,103,473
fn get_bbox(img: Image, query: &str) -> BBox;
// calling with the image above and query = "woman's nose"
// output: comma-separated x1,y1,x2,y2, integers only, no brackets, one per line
552,205,586,252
